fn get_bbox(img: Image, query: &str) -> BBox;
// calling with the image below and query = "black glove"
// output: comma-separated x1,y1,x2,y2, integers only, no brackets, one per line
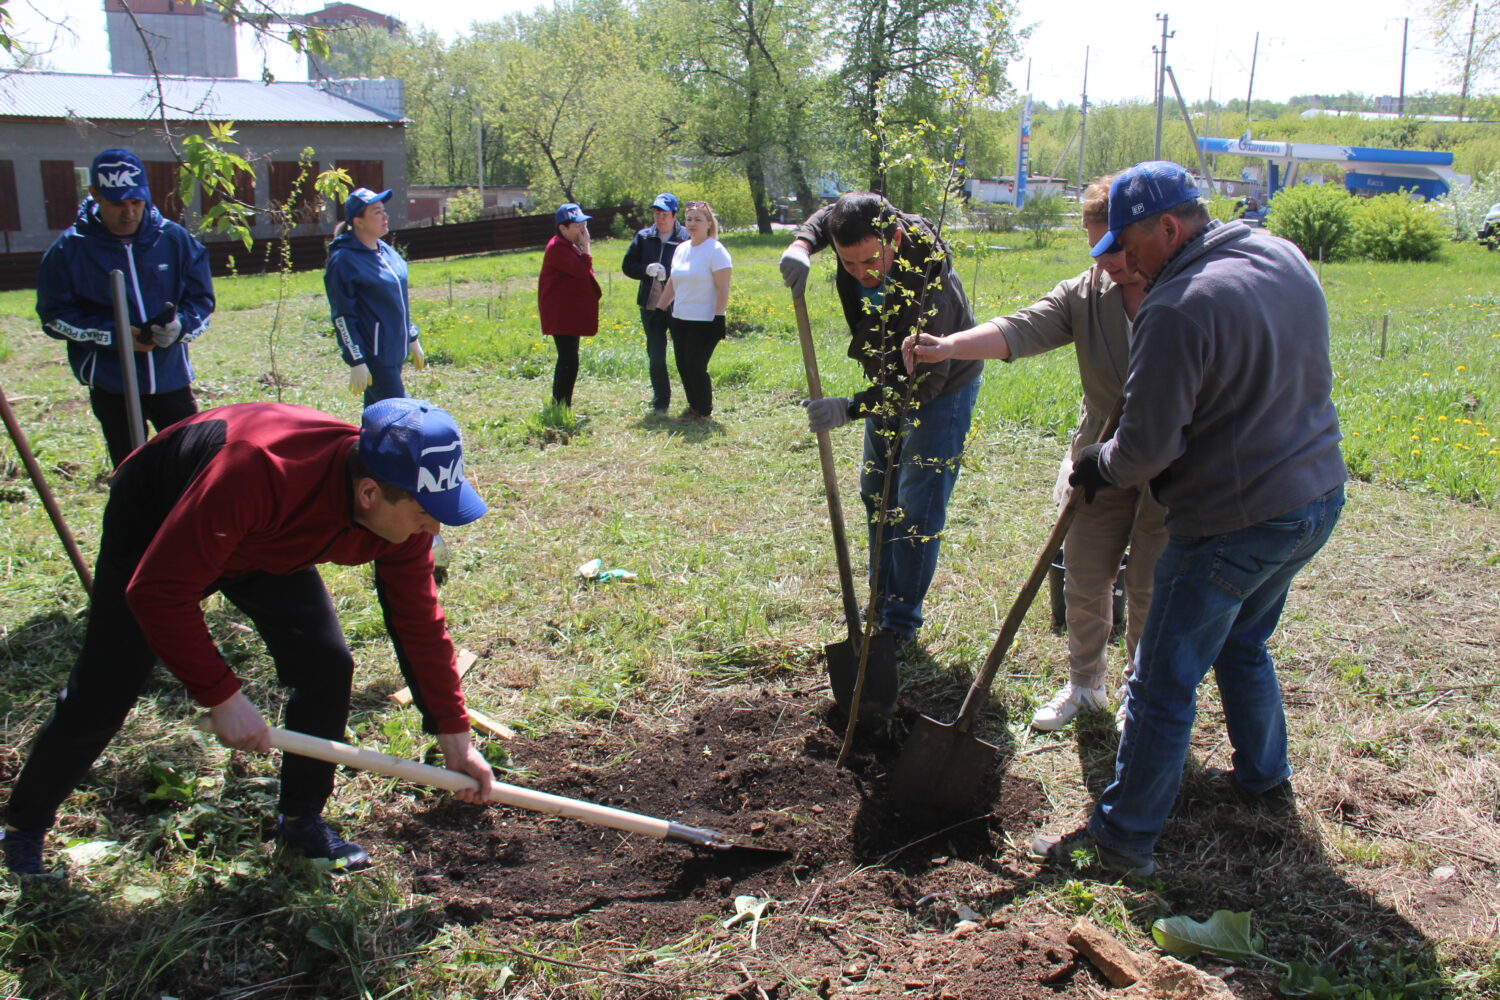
1068,442,1112,504
138,301,176,345
711,314,726,340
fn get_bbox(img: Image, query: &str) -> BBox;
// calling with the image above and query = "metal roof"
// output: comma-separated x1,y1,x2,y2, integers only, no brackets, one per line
0,71,403,124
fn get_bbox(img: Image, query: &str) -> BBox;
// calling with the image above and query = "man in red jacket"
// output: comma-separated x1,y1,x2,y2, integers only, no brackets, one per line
3,399,493,875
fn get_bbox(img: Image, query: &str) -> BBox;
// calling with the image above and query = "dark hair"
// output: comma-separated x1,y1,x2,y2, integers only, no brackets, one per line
826,192,901,246
348,448,412,504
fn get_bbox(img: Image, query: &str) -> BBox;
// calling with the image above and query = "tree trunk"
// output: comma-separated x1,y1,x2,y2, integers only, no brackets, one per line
746,152,773,235
789,158,819,216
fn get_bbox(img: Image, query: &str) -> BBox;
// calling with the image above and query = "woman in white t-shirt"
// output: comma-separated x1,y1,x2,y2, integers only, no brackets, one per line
656,201,732,422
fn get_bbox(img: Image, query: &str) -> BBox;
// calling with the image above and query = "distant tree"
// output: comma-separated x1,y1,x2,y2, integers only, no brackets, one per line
1421,0,1500,97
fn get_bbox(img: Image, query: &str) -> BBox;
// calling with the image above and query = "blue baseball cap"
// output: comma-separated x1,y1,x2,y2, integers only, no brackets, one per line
91,149,150,203
650,192,679,213
345,187,393,225
1090,161,1201,258
358,399,487,527
555,202,591,225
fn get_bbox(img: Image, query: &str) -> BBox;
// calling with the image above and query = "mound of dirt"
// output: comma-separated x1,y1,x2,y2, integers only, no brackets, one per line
362,691,1164,996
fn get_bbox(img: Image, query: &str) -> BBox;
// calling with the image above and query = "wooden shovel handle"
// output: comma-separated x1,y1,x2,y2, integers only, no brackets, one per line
953,399,1126,732
793,292,863,641
200,719,674,842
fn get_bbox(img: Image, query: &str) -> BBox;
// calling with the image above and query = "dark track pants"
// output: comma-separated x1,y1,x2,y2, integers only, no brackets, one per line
89,386,197,469
6,532,356,831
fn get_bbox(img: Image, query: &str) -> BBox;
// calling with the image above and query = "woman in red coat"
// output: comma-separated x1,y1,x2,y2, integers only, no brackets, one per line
537,203,603,407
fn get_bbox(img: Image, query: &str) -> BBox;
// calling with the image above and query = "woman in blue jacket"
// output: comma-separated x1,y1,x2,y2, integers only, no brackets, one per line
325,188,423,406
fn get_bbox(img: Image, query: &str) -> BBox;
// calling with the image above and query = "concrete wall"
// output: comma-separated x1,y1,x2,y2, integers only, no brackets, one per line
0,120,407,253
107,11,238,78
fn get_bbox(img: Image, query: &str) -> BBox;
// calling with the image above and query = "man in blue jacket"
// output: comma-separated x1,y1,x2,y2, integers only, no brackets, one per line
37,148,215,468
621,193,687,414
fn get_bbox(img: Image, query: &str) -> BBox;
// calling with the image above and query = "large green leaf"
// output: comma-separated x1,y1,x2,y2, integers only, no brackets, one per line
1152,910,1264,960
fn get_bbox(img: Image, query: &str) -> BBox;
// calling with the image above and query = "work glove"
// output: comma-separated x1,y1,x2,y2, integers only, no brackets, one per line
409,340,426,369
149,316,182,348
1068,442,1111,504
802,396,851,433
779,244,811,297
645,262,666,279
348,362,372,394
711,315,726,340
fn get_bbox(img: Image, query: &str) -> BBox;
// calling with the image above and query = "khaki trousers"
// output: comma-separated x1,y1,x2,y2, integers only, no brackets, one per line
1054,452,1169,689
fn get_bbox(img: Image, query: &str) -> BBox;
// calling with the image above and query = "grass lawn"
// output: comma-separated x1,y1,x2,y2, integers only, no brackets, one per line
0,229,1496,999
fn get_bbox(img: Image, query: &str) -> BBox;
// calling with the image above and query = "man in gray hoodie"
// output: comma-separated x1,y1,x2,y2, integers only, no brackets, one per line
1031,161,1347,877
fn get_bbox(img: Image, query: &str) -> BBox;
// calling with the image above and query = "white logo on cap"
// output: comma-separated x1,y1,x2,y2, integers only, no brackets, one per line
417,441,464,494
96,161,142,190
1131,203,1145,216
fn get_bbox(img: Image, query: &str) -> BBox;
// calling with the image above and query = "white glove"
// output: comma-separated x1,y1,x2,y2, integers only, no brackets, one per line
149,317,182,348
409,340,426,370
802,397,852,433
348,363,372,394
779,244,811,296
645,262,666,279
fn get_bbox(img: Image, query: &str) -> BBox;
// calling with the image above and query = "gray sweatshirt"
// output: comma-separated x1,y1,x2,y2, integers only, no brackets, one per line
1100,219,1346,537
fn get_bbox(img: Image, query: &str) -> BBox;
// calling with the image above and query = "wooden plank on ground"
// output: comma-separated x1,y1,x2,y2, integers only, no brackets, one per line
390,649,516,740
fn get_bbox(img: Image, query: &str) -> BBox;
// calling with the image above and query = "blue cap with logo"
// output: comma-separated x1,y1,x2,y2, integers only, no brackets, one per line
555,202,591,225
650,192,679,213
345,187,393,226
358,398,487,527
1090,160,1201,258
91,149,151,203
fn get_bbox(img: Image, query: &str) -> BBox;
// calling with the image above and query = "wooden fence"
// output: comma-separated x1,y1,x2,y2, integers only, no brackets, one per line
0,206,627,293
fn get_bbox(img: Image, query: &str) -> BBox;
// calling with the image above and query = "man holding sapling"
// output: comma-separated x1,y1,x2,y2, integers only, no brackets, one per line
2,399,494,877
778,192,981,651
1028,161,1346,877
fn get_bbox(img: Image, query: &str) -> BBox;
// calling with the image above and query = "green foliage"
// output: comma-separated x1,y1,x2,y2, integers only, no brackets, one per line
1433,168,1500,241
1268,184,1358,261
178,123,257,248
1351,194,1447,263
1016,193,1066,247
445,187,484,224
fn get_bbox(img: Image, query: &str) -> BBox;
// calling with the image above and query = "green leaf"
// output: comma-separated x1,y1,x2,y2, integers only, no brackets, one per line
1152,910,1264,960
1280,961,1349,997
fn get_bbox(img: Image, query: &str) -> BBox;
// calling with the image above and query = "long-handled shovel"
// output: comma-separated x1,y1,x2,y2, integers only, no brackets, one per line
201,720,789,860
0,383,93,593
109,270,147,454
792,292,898,717
889,405,1124,814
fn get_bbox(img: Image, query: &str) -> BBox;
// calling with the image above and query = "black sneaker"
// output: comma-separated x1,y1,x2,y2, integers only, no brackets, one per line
2,826,48,876
1205,767,1298,817
1028,826,1156,877
275,814,372,872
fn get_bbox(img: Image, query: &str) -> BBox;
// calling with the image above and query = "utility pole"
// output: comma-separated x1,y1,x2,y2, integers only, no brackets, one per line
1398,18,1409,116
1078,46,1090,195
1153,13,1173,160
1460,1,1478,121
475,101,485,211
1245,31,1259,129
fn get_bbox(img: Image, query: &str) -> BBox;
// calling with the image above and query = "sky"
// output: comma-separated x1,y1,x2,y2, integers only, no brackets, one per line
8,0,1459,110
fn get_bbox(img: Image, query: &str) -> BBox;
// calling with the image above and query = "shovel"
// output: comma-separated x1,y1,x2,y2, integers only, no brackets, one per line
792,292,899,717
889,404,1124,814
201,720,789,860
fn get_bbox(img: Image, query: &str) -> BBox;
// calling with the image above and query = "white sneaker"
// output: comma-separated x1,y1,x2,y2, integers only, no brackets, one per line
1031,682,1108,731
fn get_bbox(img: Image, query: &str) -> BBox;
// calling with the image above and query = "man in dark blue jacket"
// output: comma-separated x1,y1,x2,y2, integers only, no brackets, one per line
621,193,687,414
37,148,216,468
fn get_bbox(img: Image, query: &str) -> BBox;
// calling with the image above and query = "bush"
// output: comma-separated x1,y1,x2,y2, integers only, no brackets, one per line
1351,193,1446,262
1433,168,1500,242
1017,193,1067,247
1266,183,1356,261
444,187,483,224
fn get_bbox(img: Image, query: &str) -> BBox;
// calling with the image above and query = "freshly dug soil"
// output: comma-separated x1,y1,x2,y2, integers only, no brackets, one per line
364,691,1158,998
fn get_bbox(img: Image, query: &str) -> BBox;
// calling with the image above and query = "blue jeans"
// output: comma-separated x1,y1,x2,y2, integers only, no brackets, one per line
860,377,980,638
1090,484,1345,856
